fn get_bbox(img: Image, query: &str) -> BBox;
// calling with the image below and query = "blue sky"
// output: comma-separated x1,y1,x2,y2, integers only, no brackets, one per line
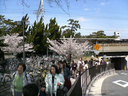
0,0,128,38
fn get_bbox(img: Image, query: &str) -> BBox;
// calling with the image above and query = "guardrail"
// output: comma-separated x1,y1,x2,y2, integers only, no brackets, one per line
67,63,114,96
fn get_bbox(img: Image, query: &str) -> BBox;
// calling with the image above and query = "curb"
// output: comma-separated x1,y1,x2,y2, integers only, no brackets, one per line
85,69,115,96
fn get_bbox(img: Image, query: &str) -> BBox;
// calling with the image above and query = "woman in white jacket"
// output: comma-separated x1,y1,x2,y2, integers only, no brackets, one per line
11,63,31,96
45,65,65,96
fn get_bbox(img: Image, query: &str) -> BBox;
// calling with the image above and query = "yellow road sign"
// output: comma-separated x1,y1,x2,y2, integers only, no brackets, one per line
94,44,101,50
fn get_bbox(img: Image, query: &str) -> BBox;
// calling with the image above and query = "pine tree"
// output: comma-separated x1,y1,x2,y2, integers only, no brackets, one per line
12,14,29,36
61,19,80,38
30,17,47,54
48,18,61,40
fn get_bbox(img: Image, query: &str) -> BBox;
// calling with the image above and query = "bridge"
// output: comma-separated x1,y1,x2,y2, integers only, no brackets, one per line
67,38,128,96
75,38,128,70
75,38,128,53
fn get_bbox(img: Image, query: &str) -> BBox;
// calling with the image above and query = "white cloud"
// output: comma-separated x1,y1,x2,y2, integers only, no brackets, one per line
84,8,89,11
100,2,105,6
94,8,100,11
77,17,89,22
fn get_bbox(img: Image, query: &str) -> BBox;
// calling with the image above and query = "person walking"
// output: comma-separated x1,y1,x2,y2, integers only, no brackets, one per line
11,63,31,96
71,60,77,78
45,65,65,96
59,61,71,80
59,61,71,90
84,60,89,70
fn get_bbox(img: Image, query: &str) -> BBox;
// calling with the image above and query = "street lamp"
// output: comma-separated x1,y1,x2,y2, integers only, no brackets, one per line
17,20,30,64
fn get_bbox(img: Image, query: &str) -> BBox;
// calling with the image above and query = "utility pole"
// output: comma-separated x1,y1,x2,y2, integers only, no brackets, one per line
17,20,29,64
23,21,25,64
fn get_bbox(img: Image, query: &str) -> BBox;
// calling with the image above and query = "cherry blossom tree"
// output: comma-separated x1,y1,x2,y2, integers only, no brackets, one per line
47,37,91,61
2,33,33,55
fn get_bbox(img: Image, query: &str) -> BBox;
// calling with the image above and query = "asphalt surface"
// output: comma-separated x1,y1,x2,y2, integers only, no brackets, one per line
101,71,128,96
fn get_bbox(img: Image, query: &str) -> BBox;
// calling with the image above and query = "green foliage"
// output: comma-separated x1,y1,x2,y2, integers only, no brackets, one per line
86,30,116,38
47,18,61,40
67,19,80,32
28,17,47,54
86,30,106,38
62,29,75,38
74,32,81,38
0,15,16,35
0,15,15,47
0,14,117,55
0,14,29,36
27,17,61,55
61,19,81,38
12,14,29,36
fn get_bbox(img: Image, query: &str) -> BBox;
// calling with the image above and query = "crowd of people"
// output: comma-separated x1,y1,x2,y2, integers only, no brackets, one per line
11,61,71,96
10,56,110,96
71,57,109,76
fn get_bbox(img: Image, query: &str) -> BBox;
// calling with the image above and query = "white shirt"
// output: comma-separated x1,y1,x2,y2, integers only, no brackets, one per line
77,60,85,69
84,64,88,69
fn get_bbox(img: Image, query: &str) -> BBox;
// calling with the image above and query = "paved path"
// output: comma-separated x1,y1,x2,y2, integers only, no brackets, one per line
88,71,128,96
101,71,128,96
88,71,117,96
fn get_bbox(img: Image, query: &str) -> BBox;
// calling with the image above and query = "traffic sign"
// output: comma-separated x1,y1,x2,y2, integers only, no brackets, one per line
94,44,101,50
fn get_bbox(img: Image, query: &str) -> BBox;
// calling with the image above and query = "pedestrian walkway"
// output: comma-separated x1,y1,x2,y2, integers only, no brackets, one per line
87,72,117,96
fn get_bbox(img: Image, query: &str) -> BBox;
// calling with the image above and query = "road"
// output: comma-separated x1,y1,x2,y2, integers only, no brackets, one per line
101,71,128,96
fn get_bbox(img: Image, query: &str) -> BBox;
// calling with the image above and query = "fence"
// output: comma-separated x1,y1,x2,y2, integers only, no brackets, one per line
67,63,114,96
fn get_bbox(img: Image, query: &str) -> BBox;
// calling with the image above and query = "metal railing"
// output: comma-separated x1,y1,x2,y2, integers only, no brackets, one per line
67,63,114,96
